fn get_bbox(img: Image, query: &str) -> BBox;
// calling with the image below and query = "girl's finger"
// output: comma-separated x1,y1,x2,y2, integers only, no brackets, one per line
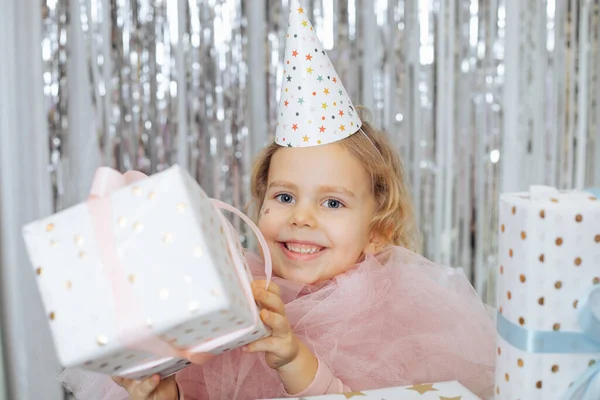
253,287,286,316
243,336,280,354
132,374,160,398
111,376,125,387
266,281,281,297
112,377,137,393
252,280,281,297
260,309,290,337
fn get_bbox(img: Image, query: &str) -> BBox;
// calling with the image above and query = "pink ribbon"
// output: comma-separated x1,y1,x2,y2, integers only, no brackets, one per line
87,167,272,367
212,199,272,288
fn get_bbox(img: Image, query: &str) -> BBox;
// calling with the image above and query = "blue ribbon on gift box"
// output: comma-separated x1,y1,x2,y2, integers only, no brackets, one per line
496,312,600,354
497,286,600,400
585,188,600,198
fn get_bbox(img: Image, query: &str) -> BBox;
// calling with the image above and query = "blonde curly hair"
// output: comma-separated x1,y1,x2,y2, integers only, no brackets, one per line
249,112,419,252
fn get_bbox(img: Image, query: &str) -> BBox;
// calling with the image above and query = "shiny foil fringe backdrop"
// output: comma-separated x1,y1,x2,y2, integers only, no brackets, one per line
42,0,600,304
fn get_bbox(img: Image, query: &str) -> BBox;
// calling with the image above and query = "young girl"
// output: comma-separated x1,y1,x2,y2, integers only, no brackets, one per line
60,2,496,398
61,116,496,400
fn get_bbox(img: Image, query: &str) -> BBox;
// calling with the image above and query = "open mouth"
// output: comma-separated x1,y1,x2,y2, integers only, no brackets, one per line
279,242,325,256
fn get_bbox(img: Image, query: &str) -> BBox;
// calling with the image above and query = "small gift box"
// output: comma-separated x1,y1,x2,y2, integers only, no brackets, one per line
267,381,480,399
495,186,600,399
22,165,270,380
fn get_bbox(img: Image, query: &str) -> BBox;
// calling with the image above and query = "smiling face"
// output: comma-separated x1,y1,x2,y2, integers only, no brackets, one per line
257,142,379,284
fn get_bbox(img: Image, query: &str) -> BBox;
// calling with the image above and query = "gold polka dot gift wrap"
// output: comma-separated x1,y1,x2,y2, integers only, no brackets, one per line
495,186,600,399
267,380,480,400
20,165,269,381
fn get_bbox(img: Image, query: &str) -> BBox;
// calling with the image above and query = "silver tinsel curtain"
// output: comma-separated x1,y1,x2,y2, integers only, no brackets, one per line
42,0,600,305
0,1,596,398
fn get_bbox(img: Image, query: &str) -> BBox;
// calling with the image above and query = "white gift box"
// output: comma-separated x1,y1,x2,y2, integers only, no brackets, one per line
22,165,269,380
266,381,479,399
495,186,600,399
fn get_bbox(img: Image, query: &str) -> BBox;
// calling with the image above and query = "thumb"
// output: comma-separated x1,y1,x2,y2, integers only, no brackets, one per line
132,375,160,399
112,376,137,393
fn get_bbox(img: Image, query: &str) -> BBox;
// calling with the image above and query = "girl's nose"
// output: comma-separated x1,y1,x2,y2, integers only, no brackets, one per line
289,203,317,228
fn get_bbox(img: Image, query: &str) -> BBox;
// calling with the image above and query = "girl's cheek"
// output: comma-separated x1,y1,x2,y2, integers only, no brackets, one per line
263,198,287,211
261,207,272,216
261,199,279,214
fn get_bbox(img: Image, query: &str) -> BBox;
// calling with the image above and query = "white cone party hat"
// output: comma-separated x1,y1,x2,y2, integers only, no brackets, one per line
275,0,362,148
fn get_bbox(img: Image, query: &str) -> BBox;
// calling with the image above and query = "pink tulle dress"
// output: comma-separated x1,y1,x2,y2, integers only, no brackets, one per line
60,246,496,399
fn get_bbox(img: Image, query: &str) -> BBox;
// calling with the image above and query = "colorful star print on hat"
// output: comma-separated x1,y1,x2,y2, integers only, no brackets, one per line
275,0,362,148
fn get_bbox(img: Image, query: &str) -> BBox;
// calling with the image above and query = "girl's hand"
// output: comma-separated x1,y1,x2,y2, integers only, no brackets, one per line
245,280,300,370
112,374,179,400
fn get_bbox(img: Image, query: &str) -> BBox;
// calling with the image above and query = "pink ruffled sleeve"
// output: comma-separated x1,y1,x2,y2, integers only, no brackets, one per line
283,358,350,397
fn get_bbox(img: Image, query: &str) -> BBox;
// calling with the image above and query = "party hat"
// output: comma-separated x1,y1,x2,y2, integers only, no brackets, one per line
275,0,362,148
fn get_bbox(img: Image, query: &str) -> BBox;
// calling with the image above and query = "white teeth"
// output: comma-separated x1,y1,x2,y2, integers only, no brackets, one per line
284,243,322,255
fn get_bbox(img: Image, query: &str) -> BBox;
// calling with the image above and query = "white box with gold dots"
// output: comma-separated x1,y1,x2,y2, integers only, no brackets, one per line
265,381,480,399
21,165,269,381
495,186,600,399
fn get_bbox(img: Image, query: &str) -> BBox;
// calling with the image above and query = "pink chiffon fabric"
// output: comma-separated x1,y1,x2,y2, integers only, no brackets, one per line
59,246,496,400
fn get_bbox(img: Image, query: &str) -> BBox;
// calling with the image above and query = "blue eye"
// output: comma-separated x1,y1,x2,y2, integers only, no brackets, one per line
322,199,344,209
276,193,295,204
